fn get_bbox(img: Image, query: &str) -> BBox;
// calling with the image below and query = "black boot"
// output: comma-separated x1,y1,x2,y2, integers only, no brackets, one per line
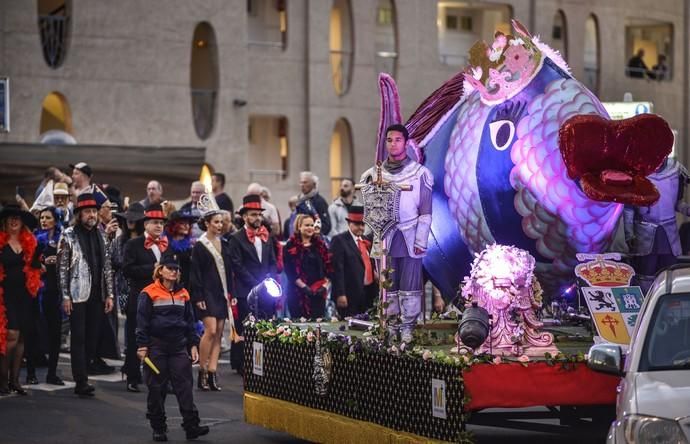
185,424,210,440
207,371,221,392
197,369,209,391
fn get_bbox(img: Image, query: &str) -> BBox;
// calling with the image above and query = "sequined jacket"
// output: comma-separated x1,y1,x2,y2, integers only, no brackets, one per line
58,225,114,303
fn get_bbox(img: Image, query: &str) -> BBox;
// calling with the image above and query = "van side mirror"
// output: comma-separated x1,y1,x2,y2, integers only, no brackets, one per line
587,343,624,376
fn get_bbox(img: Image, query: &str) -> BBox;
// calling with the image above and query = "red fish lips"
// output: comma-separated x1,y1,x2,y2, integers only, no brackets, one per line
558,114,674,206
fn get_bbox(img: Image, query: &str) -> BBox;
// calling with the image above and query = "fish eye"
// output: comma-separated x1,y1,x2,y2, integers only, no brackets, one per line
489,120,515,151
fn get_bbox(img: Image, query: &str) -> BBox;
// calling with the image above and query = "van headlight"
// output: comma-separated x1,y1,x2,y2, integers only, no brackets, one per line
621,415,687,444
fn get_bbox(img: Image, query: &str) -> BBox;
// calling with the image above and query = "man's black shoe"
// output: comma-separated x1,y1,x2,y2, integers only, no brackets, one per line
152,431,168,442
88,358,115,375
185,425,209,440
46,375,65,386
74,383,95,396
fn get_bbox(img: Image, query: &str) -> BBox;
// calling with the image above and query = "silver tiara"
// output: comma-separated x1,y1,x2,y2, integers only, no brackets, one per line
197,191,224,217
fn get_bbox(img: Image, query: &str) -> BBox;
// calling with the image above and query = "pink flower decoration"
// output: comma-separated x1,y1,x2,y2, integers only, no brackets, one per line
517,354,530,363
504,44,531,73
492,356,502,365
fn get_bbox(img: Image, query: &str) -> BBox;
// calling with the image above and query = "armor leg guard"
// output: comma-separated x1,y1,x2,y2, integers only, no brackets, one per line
385,291,400,340
637,274,656,295
399,290,422,343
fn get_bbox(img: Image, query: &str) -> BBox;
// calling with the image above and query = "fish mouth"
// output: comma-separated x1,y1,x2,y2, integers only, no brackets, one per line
558,113,674,206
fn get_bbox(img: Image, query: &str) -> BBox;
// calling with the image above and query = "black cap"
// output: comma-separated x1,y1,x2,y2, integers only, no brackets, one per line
160,254,180,269
69,162,93,177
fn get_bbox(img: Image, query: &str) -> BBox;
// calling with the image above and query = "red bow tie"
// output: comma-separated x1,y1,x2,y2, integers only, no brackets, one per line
144,236,169,252
246,226,269,243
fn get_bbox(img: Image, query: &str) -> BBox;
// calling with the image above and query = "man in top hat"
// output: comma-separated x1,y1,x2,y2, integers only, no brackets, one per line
58,193,114,396
122,204,169,392
330,206,378,318
228,194,278,373
70,162,94,196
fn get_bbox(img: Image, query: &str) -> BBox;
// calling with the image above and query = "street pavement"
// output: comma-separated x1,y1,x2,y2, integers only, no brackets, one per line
0,353,609,443
0,352,307,444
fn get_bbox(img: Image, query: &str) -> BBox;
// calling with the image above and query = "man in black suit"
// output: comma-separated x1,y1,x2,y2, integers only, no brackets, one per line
330,206,377,318
229,194,278,372
122,204,169,392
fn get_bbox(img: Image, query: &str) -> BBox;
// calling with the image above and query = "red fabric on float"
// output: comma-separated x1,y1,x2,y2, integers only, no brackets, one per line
463,362,620,411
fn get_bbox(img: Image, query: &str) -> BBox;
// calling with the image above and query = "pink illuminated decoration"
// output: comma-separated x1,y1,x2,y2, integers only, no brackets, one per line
461,244,557,356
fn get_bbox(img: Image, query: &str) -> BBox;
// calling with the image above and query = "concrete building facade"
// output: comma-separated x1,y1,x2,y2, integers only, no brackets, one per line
1,0,689,213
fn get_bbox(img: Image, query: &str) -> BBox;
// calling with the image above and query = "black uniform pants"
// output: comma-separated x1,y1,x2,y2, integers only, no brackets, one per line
42,297,63,377
70,296,104,384
145,343,199,432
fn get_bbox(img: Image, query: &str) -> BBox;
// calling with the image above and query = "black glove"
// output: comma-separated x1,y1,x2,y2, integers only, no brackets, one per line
302,286,314,297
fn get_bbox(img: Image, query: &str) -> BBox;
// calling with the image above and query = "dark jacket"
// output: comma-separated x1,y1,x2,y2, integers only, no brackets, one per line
136,280,199,348
122,236,164,307
330,230,375,305
229,228,277,299
189,237,234,304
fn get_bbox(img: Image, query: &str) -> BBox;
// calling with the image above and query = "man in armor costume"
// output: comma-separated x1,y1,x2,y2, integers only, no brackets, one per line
361,124,433,343
624,157,690,291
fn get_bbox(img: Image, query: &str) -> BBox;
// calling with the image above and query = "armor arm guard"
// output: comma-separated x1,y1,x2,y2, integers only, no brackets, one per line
623,205,635,243
414,169,433,251
414,214,432,251
676,201,690,217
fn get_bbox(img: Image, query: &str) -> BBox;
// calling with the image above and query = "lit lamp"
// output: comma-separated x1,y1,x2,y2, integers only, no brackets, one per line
458,302,490,350
248,278,283,317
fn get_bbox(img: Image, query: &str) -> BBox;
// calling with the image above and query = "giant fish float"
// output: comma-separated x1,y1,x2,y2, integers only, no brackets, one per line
372,20,674,298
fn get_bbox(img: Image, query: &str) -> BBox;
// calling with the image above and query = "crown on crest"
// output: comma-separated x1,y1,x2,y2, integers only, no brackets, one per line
575,258,634,287
464,20,543,105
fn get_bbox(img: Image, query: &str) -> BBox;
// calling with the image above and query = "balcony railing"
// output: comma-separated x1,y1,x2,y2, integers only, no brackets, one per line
625,66,671,81
375,51,397,76
439,53,468,66
191,89,217,140
249,169,287,183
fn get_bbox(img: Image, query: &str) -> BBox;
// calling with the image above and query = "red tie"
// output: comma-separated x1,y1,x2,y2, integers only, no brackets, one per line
246,226,269,243
144,235,169,252
357,238,374,285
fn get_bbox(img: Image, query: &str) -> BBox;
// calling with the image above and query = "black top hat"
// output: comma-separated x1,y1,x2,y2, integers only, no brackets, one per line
69,162,93,177
144,203,167,221
114,202,146,223
75,193,100,211
0,204,38,231
159,253,180,269
239,194,265,214
346,206,365,223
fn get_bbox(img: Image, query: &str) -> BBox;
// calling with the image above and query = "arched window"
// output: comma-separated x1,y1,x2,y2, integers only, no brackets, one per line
583,15,600,95
437,2,512,66
551,10,568,59
329,118,354,198
375,0,398,78
190,22,219,140
39,91,73,135
37,0,70,68
329,0,354,96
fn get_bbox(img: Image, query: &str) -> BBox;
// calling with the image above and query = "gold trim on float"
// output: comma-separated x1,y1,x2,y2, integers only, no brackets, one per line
244,392,450,444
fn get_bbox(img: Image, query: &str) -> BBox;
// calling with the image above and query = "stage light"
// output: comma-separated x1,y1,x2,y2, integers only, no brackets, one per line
248,278,283,316
458,302,490,349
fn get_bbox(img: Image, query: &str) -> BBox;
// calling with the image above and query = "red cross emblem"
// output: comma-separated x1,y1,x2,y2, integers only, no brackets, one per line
601,314,620,337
